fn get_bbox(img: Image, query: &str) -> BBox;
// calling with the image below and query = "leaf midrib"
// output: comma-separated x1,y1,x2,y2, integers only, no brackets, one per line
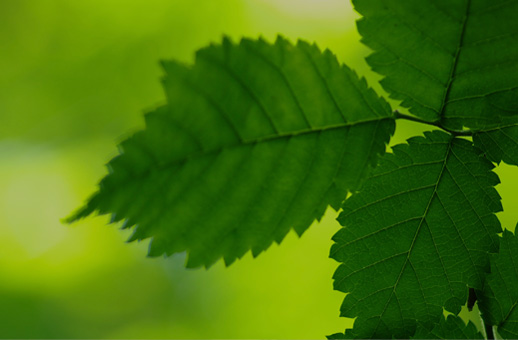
372,138,454,335
92,116,392,226
437,0,471,123
133,115,393,175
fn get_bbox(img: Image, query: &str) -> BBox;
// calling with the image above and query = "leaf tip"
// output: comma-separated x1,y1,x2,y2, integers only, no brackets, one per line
62,203,95,225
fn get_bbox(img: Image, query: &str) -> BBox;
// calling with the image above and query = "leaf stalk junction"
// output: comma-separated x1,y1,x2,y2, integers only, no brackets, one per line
395,111,473,137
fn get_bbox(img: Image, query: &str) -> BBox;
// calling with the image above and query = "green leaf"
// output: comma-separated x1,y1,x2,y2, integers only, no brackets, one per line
478,229,518,339
474,122,518,166
68,36,395,268
326,332,350,339
330,315,484,339
411,315,484,339
331,130,502,338
354,0,518,130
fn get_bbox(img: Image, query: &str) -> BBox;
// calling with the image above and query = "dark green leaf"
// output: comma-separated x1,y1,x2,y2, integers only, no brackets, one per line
354,0,518,130
68,36,394,268
330,315,485,339
479,229,518,339
326,332,351,339
411,315,484,339
474,122,518,166
331,130,502,338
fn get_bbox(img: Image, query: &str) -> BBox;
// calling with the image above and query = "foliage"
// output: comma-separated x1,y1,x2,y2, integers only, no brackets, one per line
479,230,518,339
411,315,484,339
68,37,394,268
328,314,485,339
332,131,501,338
69,0,518,338
354,0,518,130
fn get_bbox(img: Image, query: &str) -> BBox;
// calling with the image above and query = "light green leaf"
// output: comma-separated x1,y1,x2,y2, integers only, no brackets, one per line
411,315,484,339
474,122,518,166
479,229,518,339
68,36,394,268
331,130,502,338
354,0,518,130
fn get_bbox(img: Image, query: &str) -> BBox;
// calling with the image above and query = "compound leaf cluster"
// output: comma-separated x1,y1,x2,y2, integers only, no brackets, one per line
69,0,518,338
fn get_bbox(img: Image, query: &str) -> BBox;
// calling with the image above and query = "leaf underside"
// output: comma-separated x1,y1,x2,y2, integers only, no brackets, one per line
479,230,518,339
411,314,484,339
331,130,502,338
68,36,395,268
354,0,518,130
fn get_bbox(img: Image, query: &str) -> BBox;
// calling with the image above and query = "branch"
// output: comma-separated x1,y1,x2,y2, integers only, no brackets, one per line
394,111,473,137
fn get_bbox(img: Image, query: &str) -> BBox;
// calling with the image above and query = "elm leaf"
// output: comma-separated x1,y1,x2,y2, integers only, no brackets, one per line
354,0,518,130
474,121,518,166
411,315,484,339
68,36,394,268
478,230,518,339
331,130,502,338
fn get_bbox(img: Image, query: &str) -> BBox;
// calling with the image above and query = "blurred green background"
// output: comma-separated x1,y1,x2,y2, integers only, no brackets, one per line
1,0,517,338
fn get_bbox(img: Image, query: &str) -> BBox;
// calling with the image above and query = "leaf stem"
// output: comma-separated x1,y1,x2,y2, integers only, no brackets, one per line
394,111,473,137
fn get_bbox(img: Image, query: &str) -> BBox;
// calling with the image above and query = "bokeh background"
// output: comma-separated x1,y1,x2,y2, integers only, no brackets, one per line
1,0,517,338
